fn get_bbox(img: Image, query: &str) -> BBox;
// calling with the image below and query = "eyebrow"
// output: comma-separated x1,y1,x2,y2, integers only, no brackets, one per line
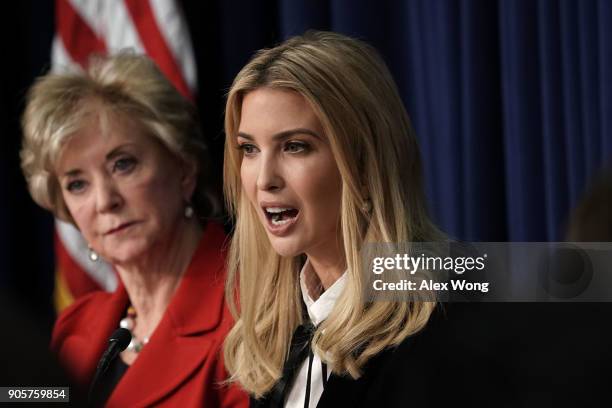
62,169,82,178
61,143,137,177
237,128,323,142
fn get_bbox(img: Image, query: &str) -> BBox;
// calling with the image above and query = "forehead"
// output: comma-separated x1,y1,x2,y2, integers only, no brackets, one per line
55,108,149,170
238,87,322,135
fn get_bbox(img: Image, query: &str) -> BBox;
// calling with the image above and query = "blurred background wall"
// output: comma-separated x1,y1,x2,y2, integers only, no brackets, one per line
1,0,611,332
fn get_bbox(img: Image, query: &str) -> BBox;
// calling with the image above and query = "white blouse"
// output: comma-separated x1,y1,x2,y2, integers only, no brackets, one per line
285,260,347,408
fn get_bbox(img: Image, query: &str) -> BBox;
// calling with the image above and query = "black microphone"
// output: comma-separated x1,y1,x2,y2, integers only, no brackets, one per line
88,328,131,404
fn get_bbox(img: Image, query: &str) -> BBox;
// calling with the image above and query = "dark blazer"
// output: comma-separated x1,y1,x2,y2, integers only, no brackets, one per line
252,304,520,408
253,302,612,407
51,222,248,408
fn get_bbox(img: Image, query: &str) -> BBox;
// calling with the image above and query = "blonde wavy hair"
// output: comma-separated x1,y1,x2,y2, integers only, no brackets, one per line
223,31,442,397
21,52,218,224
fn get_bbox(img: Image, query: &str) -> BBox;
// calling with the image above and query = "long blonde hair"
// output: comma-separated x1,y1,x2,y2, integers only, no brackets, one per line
223,31,441,397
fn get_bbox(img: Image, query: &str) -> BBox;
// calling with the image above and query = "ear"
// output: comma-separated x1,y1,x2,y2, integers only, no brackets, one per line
180,158,198,202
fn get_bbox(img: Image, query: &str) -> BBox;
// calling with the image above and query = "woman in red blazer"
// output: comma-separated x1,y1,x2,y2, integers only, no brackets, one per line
21,53,247,407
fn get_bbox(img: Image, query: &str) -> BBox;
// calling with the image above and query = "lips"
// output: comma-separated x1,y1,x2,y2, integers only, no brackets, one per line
105,221,139,235
260,203,300,236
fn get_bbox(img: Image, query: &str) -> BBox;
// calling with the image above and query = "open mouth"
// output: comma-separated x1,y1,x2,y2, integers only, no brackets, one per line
264,207,299,226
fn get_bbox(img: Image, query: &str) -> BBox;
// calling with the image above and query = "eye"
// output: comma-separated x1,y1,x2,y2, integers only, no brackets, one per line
284,141,309,154
66,179,87,193
238,143,259,156
113,157,137,173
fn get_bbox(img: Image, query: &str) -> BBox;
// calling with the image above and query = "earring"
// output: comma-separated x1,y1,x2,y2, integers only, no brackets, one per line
184,204,194,219
88,245,99,262
362,198,372,214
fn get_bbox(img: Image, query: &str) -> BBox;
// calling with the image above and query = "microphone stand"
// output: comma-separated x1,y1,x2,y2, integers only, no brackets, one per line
88,328,131,406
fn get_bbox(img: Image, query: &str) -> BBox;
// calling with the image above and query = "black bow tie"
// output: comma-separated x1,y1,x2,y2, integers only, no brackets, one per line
267,322,316,407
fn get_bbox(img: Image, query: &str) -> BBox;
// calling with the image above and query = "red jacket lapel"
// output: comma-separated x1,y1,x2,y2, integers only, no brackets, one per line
52,284,129,387
107,222,229,406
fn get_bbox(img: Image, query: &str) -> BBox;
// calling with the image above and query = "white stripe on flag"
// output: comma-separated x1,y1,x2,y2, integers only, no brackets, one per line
67,0,105,39
103,0,145,54
51,35,80,73
149,0,197,94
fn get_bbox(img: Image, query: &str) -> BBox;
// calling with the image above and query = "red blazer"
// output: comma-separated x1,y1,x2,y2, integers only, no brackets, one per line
51,222,248,407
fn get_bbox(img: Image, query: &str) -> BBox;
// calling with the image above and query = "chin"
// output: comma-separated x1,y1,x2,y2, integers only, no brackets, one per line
102,241,150,265
268,237,305,258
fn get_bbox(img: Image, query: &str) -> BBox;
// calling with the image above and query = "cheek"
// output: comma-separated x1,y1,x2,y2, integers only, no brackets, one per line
298,162,342,220
315,182,342,222
133,173,183,218
240,161,258,202
63,195,94,233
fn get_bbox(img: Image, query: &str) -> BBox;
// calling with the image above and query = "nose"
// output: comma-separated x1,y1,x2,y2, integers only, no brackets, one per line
94,177,123,213
256,153,284,192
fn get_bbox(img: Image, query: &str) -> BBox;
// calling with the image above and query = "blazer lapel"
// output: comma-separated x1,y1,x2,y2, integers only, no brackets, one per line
316,374,365,407
108,326,218,406
107,222,227,407
316,347,391,408
59,286,129,388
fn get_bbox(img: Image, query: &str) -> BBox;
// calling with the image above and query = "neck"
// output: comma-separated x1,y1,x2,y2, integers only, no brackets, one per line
115,219,202,338
304,239,345,300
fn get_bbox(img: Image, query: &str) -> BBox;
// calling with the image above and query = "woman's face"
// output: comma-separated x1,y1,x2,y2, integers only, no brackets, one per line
237,87,343,259
56,108,194,265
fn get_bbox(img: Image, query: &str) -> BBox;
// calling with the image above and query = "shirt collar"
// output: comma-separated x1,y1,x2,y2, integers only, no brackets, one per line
299,259,347,326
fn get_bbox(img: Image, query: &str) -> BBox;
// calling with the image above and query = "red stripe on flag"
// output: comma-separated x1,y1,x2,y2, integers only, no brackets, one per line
56,0,107,67
54,232,103,298
123,0,193,100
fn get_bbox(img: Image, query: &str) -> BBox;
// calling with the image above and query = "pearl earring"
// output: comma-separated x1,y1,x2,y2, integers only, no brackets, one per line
184,204,194,219
88,245,99,262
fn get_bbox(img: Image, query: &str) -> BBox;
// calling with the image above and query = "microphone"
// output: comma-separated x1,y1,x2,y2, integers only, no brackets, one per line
88,328,131,404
